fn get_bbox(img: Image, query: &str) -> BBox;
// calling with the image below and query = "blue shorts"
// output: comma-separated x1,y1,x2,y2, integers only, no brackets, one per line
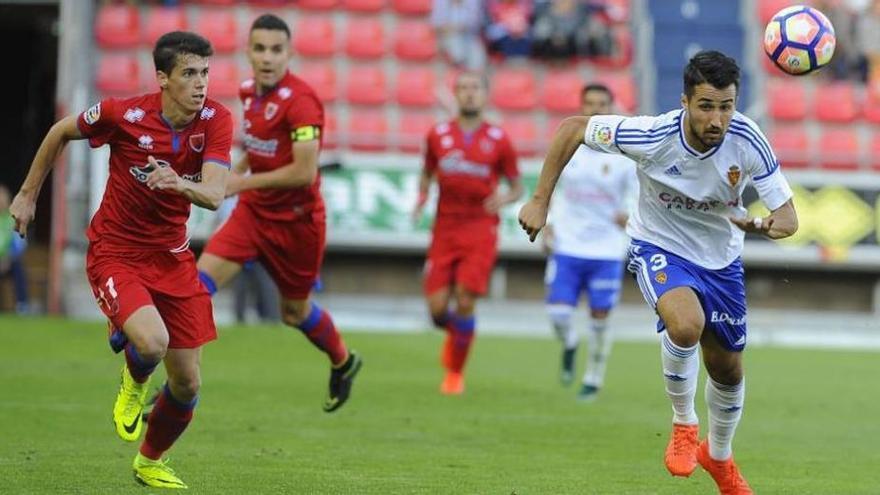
626,240,748,352
545,254,624,311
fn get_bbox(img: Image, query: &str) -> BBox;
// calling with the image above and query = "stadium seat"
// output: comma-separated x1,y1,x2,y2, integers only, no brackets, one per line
501,116,540,157
341,0,386,13
297,63,337,103
195,10,239,54
142,7,187,46
94,5,140,49
395,67,435,107
819,129,860,171
594,73,637,113
590,27,633,69
393,21,437,61
293,17,336,58
291,0,337,8
758,0,793,23
542,71,583,114
191,0,237,5
344,18,386,59
766,80,807,121
490,68,538,111
97,54,140,96
348,110,389,151
398,112,437,152
392,0,431,16
207,58,240,99
814,83,859,123
323,112,339,150
345,66,387,105
769,126,810,169
864,93,880,124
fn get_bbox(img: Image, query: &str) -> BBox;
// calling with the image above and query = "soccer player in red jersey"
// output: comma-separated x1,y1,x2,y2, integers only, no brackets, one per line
9,32,232,488
198,14,362,412
414,72,523,395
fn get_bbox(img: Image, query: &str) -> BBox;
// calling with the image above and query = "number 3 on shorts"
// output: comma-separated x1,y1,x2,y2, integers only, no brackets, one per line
649,254,668,271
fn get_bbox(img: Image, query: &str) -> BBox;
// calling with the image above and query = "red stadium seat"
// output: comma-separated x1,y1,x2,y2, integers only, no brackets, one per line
594,73,637,113
395,67,435,107
590,27,633,69
542,71,583,114
195,10,239,54
142,7,187,47
345,66,387,105
393,21,437,61
293,0,338,9
392,0,431,16
491,68,537,111
95,5,140,49
323,112,339,150
348,110,389,151
341,0,386,13
398,112,437,152
208,58,241,99
814,83,859,123
865,93,880,124
344,18,386,59
297,63,337,102
819,129,860,171
769,126,810,169
97,54,140,96
758,0,793,24
501,116,540,157
766,80,807,121
191,0,237,5
293,17,336,58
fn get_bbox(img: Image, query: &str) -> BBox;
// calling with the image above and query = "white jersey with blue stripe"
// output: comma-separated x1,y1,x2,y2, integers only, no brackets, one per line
548,144,638,260
582,109,793,269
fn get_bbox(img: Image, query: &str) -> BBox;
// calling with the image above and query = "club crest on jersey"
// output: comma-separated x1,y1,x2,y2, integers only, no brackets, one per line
264,102,279,120
591,125,613,145
129,158,170,183
138,135,154,150
727,165,741,187
655,271,667,284
243,97,253,111
124,107,145,123
84,103,101,125
189,133,205,152
278,87,292,100
200,106,216,120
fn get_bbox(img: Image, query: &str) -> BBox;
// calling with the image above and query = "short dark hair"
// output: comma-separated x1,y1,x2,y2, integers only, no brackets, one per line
581,83,614,103
455,71,489,89
683,50,740,99
153,31,213,75
250,14,290,39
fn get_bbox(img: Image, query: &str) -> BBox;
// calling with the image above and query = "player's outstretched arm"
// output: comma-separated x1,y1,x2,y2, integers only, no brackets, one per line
518,116,589,242
226,139,319,196
10,115,83,237
730,199,798,240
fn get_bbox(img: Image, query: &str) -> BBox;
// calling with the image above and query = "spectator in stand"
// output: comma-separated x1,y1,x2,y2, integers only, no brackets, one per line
432,0,487,71
531,0,587,60
486,0,533,58
0,184,31,314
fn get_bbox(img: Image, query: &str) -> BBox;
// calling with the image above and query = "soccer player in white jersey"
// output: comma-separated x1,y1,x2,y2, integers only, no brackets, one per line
519,51,798,494
542,83,637,401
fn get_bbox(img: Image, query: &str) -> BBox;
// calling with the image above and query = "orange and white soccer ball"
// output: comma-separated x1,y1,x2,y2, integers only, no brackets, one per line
764,5,836,75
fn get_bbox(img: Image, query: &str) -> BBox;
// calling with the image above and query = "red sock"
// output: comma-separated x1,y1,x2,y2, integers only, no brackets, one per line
297,303,348,366
140,385,195,460
444,314,475,373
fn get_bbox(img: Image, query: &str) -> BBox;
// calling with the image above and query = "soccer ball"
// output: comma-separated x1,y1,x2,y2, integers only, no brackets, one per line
763,5,836,76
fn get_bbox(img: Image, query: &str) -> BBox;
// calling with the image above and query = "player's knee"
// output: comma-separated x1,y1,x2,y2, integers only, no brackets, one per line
132,333,169,363
281,302,312,328
168,374,201,402
664,314,703,347
704,357,742,385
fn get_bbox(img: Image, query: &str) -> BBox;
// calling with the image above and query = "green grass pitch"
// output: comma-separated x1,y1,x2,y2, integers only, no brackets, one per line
1,315,878,494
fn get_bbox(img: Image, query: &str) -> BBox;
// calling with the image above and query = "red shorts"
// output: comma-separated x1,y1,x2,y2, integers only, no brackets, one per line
424,220,498,296
85,242,216,349
203,203,325,300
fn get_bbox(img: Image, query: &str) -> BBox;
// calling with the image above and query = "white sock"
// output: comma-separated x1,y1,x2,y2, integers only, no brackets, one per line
660,331,699,425
705,377,744,460
583,318,612,387
547,304,577,350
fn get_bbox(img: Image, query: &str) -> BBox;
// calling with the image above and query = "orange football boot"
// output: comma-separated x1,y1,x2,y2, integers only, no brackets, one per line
440,370,464,395
696,440,753,495
664,423,700,476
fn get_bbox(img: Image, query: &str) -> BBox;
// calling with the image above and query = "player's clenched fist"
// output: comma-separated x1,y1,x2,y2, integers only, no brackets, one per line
518,198,549,242
145,155,182,192
9,191,36,238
